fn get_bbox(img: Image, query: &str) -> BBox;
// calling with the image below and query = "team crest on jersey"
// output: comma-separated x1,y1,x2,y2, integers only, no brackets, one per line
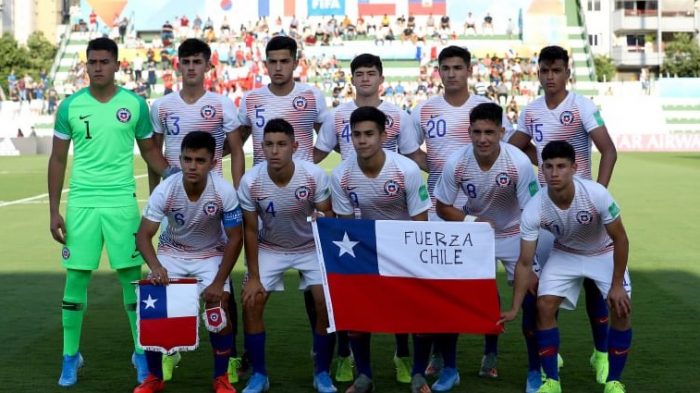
495,172,512,187
116,108,132,123
200,105,216,119
203,201,218,216
560,111,575,125
295,186,311,201
62,247,70,260
292,96,308,111
385,115,394,128
576,210,593,225
384,180,400,196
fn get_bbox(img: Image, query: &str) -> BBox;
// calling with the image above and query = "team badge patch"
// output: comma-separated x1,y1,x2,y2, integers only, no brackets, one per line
384,180,400,196
495,172,512,187
116,108,132,123
203,306,227,333
203,201,218,216
292,96,308,111
62,247,70,260
295,186,310,201
385,115,394,128
576,210,593,225
200,105,216,119
560,111,575,125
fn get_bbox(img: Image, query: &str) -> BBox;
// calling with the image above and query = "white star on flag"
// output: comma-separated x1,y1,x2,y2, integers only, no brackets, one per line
333,231,359,258
142,294,158,309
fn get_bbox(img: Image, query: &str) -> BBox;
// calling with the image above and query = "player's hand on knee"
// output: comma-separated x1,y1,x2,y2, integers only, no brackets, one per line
149,265,169,285
607,285,631,318
242,278,265,307
50,213,67,244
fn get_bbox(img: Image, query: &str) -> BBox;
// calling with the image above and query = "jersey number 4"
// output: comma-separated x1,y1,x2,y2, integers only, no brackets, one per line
265,201,276,217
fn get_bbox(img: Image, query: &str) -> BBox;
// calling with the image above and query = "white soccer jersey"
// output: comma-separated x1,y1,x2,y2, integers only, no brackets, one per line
434,142,539,238
520,177,621,256
315,100,419,159
516,92,605,184
150,91,239,176
238,159,331,252
143,173,242,259
411,94,514,210
331,151,431,220
238,83,329,164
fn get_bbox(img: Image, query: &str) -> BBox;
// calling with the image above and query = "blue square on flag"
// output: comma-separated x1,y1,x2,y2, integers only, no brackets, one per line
316,218,379,275
139,284,167,319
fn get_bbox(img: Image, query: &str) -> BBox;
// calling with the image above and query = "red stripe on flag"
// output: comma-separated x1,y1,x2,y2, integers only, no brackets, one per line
358,4,396,16
408,3,446,15
284,0,295,16
140,316,198,350
327,274,503,334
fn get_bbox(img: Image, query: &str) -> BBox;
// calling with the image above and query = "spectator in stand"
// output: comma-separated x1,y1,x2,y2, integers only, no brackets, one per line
506,18,515,38
180,15,190,39
118,17,128,43
483,13,494,35
440,15,450,30
506,97,519,124
162,20,175,45
464,12,477,35
89,10,98,32
193,15,203,37
133,52,144,82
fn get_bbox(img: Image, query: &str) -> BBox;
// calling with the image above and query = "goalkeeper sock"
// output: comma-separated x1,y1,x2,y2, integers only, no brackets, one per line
62,268,92,356
117,266,143,354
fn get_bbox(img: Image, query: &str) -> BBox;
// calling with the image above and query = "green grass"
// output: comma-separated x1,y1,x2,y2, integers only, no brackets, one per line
1,153,699,392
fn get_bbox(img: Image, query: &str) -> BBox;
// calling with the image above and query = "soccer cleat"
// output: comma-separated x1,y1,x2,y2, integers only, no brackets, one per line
431,367,460,392
227,357,243,384
213,375,237,393
590,350,609,384
411,374,431,393
393,355,412,383
133,374,165,393
526,370,543,393
536,378,561,393
603,380,626,393
58,352,84,387
558,353,564,369
335,355,354,382
313,371,338,393
424,353,444,377
133,352,150,383
478,352,498,379
242,372,270,393
162,352,181,382
345,374,374,393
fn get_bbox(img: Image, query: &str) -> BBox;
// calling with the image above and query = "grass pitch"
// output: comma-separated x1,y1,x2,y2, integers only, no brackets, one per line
0,152,699,392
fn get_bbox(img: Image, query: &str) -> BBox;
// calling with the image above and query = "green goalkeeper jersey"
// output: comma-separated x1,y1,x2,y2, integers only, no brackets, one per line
54,87,152,207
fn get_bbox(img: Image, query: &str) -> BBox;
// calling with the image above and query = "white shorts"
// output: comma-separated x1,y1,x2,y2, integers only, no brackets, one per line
538,249,632,310
256,248,322,292
496,235,542,283
156,254,231,295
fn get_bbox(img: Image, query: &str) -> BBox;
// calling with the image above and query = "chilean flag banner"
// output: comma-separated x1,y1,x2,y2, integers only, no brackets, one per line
137,278,200,354
312,218,502,334
358,0,396,16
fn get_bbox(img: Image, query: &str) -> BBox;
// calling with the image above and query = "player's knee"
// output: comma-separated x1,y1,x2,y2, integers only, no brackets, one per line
536,296,559,319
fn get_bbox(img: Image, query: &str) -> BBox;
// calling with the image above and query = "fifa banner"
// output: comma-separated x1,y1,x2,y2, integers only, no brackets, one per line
312,218,502,334
137,278,200,354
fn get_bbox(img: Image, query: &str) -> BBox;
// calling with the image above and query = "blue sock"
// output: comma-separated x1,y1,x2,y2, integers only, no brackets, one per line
145,350,163,380
411,334,432,376
436,333,458,368
349,333,372,378
395,333,410,357
536,328,560,381
607,328,632,382
484,334,498,355
337,331,351,357
244,332,267,375
210,332,233,378
522,293,541,371
584,279,609,352
227,284,239,357
313,331,336,375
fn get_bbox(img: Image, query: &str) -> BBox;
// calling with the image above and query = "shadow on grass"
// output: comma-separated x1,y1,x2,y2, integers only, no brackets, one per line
0,269,698,392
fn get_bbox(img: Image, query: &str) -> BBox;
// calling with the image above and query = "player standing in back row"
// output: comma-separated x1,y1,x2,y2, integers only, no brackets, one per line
509,45,618,388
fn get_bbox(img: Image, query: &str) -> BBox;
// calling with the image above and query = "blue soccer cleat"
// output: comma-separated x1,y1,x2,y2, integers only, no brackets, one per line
58,352,84,387
431,367,460,392
526,370,543,393
313,371,338,393
243,372,270,393
132,352,149,383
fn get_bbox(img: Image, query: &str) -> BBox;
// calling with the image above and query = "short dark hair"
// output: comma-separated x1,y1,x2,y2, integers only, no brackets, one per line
350,106,386,133
351,53,383,75
541,140,576,163
178,38,211,61
86,37,118,60
181,131,216,157
538,45,569,67
265,36,297,60
438,46,471,66
264,118,295,139
469,102,503,126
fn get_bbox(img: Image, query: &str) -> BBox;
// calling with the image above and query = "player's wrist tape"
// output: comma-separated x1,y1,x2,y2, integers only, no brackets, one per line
464,215,477,222
162,166,181,179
